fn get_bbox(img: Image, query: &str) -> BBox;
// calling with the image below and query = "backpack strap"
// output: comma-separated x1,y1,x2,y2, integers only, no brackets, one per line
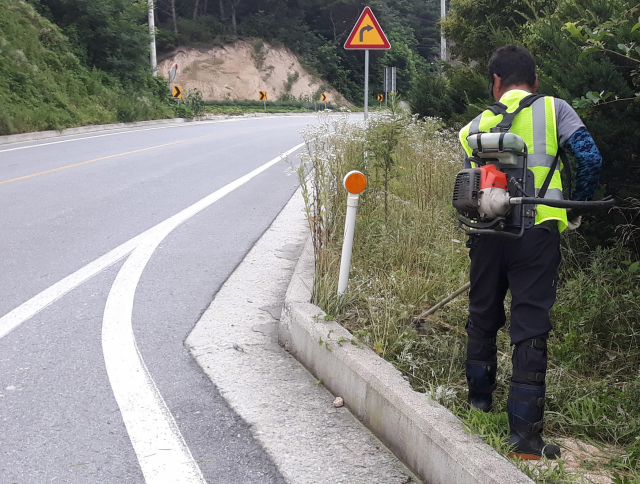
486,102,508,116
538,148,572,200
491,93,545,132
537,153,559,199
560,149,573,200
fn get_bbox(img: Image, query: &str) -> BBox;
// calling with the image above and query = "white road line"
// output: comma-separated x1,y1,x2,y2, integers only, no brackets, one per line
103,236,206,484
0,116,312,154
101,142,304,483
0,142,304,343
0,124,217,154
0,238,140,340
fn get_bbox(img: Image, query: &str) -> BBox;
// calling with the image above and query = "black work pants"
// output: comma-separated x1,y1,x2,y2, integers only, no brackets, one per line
466,226,561,383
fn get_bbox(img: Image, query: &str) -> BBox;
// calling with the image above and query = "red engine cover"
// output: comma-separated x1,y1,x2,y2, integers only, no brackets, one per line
479,164,508,190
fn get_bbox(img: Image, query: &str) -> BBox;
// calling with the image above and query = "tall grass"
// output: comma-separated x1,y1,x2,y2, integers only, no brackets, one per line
299,109,640,484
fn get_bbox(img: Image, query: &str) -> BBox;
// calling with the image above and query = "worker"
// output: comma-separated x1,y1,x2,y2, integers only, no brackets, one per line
457,45,603,460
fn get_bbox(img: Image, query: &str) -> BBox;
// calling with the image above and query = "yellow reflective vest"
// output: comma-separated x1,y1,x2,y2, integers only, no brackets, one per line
459,89,568,232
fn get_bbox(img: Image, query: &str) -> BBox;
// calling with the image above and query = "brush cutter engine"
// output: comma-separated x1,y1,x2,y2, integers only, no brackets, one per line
452,130,616,238
453,164,512,222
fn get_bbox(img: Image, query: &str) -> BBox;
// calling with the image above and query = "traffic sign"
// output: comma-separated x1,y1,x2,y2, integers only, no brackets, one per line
344,7,390,50
259,91,267,101
377,94,384,102
321,93,327,102
168,63,178,83
172,86,182,99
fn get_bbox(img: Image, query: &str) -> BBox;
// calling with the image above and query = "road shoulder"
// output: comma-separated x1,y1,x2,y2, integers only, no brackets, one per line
187,188,416,484
279,234,535,484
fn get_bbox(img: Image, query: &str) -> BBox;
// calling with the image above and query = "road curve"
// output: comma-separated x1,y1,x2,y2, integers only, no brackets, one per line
0,116,315,483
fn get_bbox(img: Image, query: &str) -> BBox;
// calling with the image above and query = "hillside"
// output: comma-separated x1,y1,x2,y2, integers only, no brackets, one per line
0,0,110,134
157,41,346,103
0,0,175,135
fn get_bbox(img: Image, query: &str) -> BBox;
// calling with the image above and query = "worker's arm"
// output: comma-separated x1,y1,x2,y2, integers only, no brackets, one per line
565,127,603,201
555,99,603,201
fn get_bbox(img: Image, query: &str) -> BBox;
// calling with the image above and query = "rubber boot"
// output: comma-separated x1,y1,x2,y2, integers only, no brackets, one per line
507,382,560,460
466,361,497,412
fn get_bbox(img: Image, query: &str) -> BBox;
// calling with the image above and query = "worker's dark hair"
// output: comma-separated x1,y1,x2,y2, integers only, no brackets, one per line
488,45,536,88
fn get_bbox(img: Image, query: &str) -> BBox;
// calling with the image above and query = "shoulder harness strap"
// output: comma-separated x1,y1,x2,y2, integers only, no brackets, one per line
491,94,545,133
538,148,572,200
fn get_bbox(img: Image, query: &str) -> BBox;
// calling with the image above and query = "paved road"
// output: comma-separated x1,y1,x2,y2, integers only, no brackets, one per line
0,116,315,483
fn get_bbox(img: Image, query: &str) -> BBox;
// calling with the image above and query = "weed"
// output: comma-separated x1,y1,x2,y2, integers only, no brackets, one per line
284,71,300,93
298,110,640,484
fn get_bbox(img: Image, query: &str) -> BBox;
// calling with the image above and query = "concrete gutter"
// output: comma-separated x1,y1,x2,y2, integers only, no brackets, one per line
279,238,535,484
0,112,318,146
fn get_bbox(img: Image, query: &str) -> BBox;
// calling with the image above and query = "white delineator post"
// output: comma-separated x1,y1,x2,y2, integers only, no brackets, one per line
338,171,367,295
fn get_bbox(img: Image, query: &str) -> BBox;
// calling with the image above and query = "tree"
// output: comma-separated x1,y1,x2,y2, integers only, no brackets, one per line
227,0,241,34
193,0,200,20
171,0,177,33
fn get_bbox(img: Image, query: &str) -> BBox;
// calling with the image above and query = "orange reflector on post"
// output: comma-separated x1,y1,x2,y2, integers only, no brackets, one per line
343,171,367,194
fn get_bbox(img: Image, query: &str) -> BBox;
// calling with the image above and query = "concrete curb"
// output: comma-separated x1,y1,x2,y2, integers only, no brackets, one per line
0,112,317,146
279,237,535,484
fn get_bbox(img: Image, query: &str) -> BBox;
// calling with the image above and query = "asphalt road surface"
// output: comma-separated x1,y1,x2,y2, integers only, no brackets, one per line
0,116,318,484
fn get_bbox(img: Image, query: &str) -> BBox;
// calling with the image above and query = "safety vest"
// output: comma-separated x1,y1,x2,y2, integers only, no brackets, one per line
459,89,568,232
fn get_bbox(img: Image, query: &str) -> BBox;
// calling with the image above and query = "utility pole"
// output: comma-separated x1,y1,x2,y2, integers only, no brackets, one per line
148,0,157,76
440,0,447,61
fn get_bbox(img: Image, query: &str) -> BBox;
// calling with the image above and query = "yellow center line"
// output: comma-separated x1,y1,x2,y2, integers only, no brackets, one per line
0,133,215,186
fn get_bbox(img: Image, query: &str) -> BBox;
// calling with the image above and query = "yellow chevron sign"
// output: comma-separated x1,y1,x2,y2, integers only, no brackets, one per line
172,86,182,99
259,91,267,101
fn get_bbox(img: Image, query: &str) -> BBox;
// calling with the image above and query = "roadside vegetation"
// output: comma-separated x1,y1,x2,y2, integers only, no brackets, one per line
299,109,640,484
0,0,182,135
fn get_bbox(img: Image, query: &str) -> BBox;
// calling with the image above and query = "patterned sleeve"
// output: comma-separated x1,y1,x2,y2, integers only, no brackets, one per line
565,127,603,201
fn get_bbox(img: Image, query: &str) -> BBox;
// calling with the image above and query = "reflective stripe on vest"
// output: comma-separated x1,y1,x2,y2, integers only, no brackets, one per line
459,90,568,232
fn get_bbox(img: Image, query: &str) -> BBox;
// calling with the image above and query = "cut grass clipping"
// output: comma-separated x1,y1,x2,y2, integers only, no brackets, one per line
299,109,640,484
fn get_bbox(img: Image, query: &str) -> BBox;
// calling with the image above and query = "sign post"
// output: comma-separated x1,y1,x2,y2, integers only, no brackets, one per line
364,50,370,118
338,171,367,295
344,7,390,120
384,66,396,106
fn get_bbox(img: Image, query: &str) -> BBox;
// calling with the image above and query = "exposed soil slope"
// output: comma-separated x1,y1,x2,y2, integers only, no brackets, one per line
157,41,345,103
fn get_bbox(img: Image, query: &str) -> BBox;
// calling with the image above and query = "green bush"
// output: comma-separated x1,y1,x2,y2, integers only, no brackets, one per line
409,71,455,120
435,0,640,254
0,0,177,134
175,16,230,46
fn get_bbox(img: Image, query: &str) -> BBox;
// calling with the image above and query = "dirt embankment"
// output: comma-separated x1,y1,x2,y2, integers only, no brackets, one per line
157,41,346,104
